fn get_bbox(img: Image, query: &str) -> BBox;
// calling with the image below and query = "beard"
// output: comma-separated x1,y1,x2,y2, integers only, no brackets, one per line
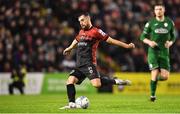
81,25,90,30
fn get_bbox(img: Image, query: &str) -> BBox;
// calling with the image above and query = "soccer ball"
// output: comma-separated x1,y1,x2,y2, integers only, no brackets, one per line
75,96,90,109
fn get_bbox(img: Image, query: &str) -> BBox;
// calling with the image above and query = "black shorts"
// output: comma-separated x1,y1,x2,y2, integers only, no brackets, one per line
69,64,100,84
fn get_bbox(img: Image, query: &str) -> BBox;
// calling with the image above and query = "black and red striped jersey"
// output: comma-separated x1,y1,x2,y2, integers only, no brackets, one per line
75,27,109,67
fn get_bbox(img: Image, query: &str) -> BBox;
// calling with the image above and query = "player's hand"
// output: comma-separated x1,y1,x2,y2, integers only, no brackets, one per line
149,41,158,48
165,41,173,48
128,43,135,49
63,48,71,55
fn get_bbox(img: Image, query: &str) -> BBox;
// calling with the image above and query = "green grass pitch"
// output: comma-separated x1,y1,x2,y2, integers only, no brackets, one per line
0,93,180,113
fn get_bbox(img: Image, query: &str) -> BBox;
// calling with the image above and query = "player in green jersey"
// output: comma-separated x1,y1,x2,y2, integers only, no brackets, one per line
140,4,176,102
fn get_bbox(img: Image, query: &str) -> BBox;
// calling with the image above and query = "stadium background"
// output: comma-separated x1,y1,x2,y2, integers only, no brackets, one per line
0,0,180,112
0,0,180,93
0,0,180,73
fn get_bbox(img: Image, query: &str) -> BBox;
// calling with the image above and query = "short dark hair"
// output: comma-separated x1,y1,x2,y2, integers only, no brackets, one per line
77,12,90,18
154,3,165,8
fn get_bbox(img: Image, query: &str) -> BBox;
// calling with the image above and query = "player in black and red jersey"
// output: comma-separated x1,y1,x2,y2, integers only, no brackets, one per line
60,13,135,109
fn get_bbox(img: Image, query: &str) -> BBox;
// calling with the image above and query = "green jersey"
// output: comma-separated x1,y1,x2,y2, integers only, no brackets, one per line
140,17,176,50
140,17,176,70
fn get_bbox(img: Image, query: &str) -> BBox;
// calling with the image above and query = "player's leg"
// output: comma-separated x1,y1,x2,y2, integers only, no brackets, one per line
100,75,131,85
60,76,78,109
60,69,85,109
90,78,101,88
159,69,169,81
88,65,131,88
148,51,159,101
66,76,78,103
150,69,159,101
157,69,169,81
17,83,24,94
157,55,170,81
90,75,116,87
8,83,14,94
90,77,131,88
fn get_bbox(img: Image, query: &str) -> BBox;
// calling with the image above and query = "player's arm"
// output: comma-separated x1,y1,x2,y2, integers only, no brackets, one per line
96,28,134,48
164,40,173,48
140,21,158,48
142,38,158,48
106,37,135,49
165,21,176,48
63,39,78,55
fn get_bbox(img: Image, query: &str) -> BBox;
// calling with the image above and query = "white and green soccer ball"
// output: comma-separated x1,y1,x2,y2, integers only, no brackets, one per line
75,96,90,109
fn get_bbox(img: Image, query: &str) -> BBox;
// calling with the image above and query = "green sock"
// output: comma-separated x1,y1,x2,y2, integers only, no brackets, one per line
150,80,157,96
157,75,166,81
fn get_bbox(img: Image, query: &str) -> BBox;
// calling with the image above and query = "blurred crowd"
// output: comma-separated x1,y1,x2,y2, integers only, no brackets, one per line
0,0,180,72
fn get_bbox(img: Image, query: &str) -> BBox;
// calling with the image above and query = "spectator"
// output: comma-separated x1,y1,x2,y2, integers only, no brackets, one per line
8,63,27,95
0,0,179,72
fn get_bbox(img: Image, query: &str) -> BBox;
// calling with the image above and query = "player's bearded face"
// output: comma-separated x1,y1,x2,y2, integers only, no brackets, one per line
154,6,165,17
79,16,90,29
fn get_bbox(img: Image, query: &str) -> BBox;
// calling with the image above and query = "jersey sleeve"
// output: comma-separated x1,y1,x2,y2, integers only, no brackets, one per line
140,21,151,41
169,21,176,43
96,29,109,41
75,34,80,42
